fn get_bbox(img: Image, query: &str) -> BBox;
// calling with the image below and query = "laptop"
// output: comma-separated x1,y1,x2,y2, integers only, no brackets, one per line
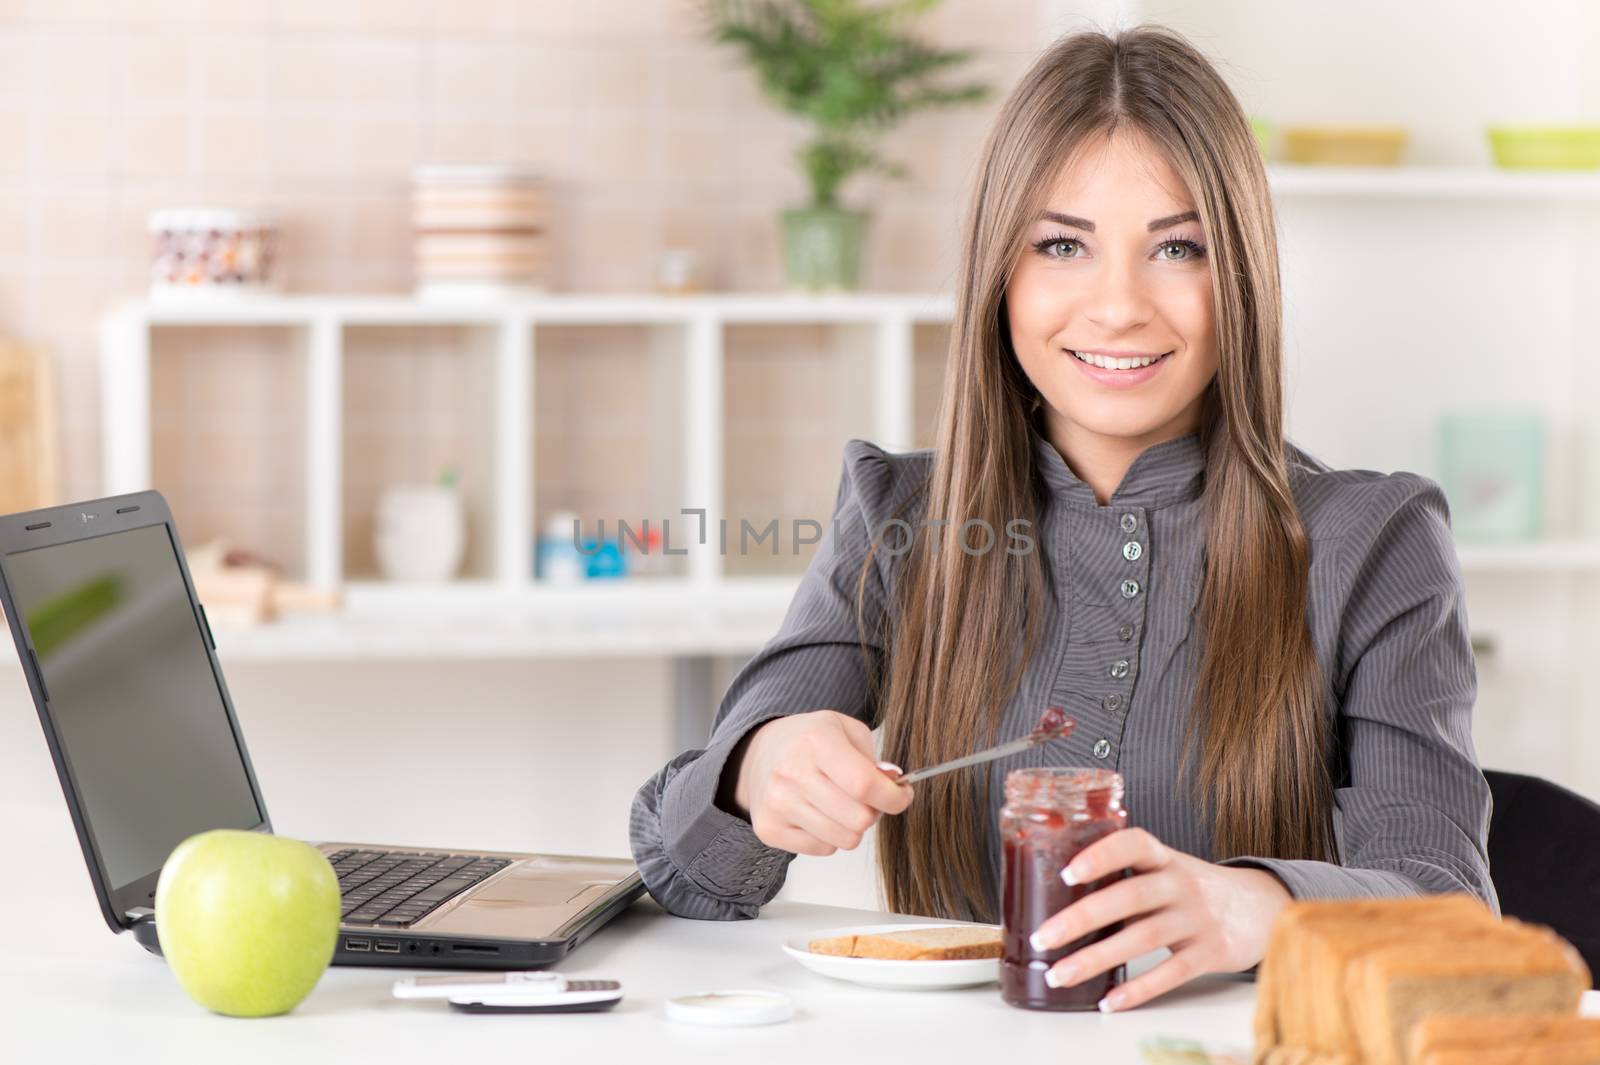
0,489,645,969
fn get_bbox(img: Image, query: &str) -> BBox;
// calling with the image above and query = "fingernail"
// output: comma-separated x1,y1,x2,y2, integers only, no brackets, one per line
876,761,902,776
1028,930,1050,952
1061,864,1082,886
1098,993,1121,1013
1047,961,1078,987
1044,965,1065,989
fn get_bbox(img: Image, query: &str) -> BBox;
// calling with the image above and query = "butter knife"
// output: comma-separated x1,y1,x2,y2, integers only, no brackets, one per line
878,707,1077,786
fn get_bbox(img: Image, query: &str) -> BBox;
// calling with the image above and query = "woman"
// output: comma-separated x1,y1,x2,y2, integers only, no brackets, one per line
629,24,1496,1012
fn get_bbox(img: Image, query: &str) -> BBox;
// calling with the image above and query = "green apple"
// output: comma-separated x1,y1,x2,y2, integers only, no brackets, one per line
154,829,340,1017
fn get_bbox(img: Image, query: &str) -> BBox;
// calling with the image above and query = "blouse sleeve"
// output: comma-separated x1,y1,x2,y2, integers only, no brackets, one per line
1219,474,1499,911
627,439,906,920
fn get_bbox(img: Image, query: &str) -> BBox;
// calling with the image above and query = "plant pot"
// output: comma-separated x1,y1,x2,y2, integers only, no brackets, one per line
780,206,870,292
374,484,466,581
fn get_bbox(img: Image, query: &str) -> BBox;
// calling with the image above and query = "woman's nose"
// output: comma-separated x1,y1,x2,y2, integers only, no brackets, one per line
1082,256,1156,332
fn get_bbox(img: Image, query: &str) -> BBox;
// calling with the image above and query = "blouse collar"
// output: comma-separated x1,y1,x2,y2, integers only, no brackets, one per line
1030,423,1208,510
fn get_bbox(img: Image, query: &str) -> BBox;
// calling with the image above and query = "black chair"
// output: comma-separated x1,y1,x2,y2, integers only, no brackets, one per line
1484,769,1600,985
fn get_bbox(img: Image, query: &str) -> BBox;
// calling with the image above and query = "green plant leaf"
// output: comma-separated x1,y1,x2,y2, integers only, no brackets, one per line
700,0,991,205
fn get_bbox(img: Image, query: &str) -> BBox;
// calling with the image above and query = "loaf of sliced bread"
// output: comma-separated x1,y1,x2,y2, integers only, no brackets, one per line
1252,896,1591,1065
1346,919,1589,1065
1254,894,1496,1061
1408,1013,1600,1065
807,926,1002,960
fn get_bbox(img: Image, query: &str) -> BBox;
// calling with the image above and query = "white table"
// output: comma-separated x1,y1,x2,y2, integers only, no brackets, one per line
2,802,1250,1062
5,802,1594,1063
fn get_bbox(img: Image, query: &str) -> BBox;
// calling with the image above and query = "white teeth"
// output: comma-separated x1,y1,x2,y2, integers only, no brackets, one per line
1071,351,1167,370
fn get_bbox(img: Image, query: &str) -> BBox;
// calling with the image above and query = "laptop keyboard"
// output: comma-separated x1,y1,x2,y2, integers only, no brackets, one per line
327,849,513,927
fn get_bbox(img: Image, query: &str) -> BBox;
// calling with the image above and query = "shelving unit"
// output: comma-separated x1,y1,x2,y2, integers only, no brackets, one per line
98,164,1600,661
100,293,953,660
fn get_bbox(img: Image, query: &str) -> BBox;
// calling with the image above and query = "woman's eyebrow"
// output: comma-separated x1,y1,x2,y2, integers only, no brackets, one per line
1037,210,1199,232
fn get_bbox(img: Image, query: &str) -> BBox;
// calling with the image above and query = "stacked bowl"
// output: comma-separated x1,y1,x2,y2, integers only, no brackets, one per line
412,165,549,298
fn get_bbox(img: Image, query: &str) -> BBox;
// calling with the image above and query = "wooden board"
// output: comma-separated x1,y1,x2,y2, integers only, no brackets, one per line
0,340,60,513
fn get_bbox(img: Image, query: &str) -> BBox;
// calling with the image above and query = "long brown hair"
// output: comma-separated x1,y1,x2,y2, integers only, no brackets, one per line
860,24,1336,921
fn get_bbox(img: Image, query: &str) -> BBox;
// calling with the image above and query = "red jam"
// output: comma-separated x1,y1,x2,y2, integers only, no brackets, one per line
999,767,1128,1010
1028,705,1076,743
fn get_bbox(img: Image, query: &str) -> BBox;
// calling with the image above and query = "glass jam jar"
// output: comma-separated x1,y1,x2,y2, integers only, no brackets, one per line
999,766,1129,1010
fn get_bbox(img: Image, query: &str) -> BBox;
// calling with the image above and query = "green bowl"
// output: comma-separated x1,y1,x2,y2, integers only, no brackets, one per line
1486,125,1600,169
1250,115,1273,159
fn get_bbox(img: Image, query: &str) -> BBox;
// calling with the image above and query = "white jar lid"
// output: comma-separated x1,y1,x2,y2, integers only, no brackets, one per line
664,990,794,1027
147,207,276,232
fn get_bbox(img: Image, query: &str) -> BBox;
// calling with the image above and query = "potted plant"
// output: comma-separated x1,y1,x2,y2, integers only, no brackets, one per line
700,0,990,291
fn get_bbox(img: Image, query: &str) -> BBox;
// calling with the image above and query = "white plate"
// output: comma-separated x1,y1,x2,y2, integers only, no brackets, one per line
782,922,1003,990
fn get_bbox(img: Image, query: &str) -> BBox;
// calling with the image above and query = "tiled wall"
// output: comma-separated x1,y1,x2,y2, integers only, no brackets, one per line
0,0,1058,509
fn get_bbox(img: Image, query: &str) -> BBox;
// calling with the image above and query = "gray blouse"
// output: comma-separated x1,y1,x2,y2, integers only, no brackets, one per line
628,426,1499,922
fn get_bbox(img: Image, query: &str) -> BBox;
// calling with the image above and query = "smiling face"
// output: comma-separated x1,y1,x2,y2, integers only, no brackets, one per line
1005,128,1220,461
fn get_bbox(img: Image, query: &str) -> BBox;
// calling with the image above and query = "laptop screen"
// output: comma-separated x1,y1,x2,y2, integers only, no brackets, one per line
4,522,264,893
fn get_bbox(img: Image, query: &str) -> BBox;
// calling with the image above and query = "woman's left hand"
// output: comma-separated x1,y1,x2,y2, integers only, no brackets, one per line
1027,827,1292,1012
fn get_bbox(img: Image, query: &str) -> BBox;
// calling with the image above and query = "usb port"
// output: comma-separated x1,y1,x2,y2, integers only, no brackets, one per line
375,940,401,953
344,937,372,952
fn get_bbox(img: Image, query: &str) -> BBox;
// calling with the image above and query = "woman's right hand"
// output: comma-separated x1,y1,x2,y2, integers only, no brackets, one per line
723,710,916,857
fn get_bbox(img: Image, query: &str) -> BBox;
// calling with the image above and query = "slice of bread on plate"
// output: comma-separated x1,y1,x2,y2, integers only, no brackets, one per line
807,926,1002,961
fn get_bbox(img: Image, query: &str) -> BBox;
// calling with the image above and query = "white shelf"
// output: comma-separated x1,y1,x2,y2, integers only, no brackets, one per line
1265,163,1600,200
1457,540,1600,572
184,540,1600,662
338,575,803,612
211,577,802,661
126,291,955,327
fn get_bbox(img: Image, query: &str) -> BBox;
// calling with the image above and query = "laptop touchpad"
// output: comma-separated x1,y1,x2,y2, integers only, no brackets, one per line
463,866,581,906
418,857,635,937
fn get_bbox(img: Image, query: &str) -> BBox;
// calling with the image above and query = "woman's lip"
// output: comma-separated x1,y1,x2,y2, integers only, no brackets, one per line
1067,349,1173,388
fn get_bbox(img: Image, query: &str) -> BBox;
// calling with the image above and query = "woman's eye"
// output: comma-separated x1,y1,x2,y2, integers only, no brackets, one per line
1158,239,1207,262
1034,237,1082,259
